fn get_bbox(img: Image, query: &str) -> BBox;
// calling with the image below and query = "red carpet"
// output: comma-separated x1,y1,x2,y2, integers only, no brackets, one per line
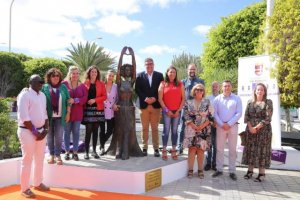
0,185,172,200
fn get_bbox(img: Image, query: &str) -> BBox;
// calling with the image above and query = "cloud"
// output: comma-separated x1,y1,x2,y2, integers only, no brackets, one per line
139,45,177,55
144,0,190,8
0,0,143,54
96,15,143,37
193,25,211,35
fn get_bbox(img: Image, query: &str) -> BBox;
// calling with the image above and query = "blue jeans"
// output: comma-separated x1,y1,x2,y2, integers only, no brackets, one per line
162,111,181,147
206,126,217,167
47,118,64,156
178,112,186,146
64,121,81,152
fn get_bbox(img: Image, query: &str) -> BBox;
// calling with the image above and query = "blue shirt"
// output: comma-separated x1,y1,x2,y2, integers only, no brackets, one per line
182,77,205,100
213,93,242,127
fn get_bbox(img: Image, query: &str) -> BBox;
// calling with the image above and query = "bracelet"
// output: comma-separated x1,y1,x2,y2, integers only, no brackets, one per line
163,107,169,114
31,126,39,136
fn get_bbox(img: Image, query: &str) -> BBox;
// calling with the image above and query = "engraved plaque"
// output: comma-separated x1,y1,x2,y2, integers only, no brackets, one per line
145,168,162,192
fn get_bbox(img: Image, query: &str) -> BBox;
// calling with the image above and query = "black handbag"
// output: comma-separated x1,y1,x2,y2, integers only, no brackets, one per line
239,131,247,146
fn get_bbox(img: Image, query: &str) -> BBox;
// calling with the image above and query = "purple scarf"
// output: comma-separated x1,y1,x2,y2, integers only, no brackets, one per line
50,84,60,114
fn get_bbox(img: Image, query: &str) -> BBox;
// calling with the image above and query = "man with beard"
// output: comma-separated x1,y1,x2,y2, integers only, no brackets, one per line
178,63,205,154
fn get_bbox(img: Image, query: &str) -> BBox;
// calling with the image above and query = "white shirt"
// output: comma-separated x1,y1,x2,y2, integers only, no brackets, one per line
146,72,153,87
17,88,48,128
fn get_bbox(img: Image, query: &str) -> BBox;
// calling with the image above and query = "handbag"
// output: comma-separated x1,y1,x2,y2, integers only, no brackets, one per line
239,131,247,146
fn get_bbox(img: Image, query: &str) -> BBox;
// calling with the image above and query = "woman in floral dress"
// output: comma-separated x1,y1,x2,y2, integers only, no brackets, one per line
183,83,213,179
242,83,273,182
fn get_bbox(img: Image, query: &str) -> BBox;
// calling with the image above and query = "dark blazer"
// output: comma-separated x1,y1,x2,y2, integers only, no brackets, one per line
135,71,164,109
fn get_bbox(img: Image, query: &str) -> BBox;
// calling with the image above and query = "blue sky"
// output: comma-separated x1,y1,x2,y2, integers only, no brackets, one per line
0,0,262,73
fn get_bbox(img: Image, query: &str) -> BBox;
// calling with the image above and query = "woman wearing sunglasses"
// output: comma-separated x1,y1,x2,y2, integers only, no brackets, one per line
183,83,213,179
42,68,71,165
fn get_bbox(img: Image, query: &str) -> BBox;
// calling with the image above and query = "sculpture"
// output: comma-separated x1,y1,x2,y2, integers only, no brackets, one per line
106,46,144,160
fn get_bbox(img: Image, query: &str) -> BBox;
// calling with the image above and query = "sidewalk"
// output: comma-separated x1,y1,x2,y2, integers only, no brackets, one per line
144,168,300,200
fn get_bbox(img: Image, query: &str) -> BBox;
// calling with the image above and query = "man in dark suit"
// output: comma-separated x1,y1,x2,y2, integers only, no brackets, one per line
135,58,164,157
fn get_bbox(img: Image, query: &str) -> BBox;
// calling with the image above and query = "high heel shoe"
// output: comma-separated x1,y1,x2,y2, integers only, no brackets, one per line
171,149,178,160
187,170,193,178
198,170,204,179
254,173,265,182
162,149,168,161
243,170,253,179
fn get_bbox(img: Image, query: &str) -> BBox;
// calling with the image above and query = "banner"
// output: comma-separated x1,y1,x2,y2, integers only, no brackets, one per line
238,55,281,148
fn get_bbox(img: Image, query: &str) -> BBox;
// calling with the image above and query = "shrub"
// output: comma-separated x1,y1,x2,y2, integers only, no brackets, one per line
23,57,67,82
0,52,25,97
0,98,19,160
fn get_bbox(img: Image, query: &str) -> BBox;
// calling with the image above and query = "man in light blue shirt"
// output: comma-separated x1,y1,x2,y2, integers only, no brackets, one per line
212,80,242,181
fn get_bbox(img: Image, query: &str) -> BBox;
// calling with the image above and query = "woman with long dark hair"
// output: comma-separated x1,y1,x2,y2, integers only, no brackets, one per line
82,65,107,159
158,66,185,161
242,83,273,182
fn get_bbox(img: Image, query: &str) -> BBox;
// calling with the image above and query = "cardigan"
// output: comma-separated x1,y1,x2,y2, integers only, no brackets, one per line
41,83,70,126
62,81,88,121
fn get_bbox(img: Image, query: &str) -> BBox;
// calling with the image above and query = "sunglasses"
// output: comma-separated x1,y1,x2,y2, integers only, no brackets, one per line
51,74,60,78
195,88,204,92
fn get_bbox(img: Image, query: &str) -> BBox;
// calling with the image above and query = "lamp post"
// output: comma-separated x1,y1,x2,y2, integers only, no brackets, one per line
9,0,15,52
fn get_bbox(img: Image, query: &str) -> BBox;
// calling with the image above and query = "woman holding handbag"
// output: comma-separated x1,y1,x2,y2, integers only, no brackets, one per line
241,83,273,182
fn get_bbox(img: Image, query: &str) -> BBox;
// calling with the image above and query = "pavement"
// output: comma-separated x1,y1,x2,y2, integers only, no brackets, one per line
9,112,300,199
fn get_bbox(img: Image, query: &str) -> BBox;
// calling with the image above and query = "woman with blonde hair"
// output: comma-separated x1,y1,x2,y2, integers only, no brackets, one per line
183,83,213,178
62,66,87,161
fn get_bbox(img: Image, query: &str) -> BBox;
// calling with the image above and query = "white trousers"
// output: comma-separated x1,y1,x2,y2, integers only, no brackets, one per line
216,124,238,173
17,128,46,192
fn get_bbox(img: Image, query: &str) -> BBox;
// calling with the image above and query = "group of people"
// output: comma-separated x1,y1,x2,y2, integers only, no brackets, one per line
16,56,273,198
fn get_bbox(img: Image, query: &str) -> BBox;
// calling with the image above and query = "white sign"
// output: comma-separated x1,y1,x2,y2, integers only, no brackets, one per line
238,55,281,148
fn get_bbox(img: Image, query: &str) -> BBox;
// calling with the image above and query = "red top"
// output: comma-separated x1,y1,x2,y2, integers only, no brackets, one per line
84,80,107,111
162,81,183,110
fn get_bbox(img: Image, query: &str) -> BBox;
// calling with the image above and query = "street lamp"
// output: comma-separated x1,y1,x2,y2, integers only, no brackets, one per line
9,0,15,52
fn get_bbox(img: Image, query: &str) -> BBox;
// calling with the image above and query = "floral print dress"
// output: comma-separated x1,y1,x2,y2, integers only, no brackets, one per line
183,98,213,150
241,99,273,168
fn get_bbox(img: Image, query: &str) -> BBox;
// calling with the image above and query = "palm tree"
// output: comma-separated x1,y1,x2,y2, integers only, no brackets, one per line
66,42,115,72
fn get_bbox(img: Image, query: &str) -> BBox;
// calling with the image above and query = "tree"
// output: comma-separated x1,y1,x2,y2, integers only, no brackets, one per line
0,98,19,159
0,52,25,97
66,42,115,72
171,52,201,81
23,58,67,82
266,0,300,108
201,2,266,91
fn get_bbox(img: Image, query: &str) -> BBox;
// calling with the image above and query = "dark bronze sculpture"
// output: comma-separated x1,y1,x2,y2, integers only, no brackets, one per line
106,46,144,159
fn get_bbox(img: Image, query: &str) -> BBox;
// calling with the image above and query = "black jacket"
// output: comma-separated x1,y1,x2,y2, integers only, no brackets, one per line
135,71,164,109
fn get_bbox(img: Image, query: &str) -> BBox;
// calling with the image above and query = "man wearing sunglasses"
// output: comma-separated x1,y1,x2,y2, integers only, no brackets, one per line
17,74,50,198
178,63,205,154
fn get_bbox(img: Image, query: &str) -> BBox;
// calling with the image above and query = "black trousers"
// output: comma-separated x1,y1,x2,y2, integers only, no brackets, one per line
100,118,115,148
85,122,105,153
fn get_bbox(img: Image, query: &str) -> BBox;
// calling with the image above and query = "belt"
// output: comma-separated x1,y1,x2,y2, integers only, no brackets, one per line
19,126,44,131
